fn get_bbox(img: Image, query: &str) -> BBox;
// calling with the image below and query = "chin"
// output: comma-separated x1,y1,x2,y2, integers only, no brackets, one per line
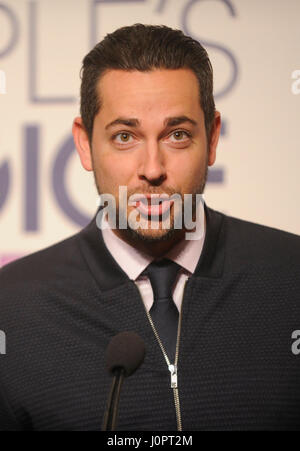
125,225,178,243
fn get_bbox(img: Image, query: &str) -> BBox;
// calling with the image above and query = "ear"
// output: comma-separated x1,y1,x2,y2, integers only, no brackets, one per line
72,117,93,171
208,111,221,167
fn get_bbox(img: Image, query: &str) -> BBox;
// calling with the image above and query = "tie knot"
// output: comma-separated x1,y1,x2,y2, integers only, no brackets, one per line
143,258,181,300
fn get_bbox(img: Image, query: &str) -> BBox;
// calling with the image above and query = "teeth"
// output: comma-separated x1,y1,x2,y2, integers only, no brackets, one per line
146,198,167,205
131,194,170,205
153,198,166,205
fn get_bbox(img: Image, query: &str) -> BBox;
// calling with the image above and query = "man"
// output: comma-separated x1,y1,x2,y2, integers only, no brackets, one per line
1,24,300,431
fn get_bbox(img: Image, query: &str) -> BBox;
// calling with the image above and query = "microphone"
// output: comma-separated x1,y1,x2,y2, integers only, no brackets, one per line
101,331,146,431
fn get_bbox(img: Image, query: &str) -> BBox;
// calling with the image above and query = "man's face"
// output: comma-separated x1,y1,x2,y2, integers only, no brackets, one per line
75,68,220,244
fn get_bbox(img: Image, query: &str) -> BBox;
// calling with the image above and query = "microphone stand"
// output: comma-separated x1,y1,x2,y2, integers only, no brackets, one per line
102,367,125,431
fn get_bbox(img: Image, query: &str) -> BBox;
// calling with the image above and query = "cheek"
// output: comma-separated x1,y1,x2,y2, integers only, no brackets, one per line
171,153,204,186
94,152,133,192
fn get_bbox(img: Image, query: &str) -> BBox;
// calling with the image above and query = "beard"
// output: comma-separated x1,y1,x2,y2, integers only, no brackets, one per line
92,155,208,245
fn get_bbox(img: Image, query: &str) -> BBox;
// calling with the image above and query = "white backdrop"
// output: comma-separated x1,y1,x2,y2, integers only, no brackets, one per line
0,0,299,266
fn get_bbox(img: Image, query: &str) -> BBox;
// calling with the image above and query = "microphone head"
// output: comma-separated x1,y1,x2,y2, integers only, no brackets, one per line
105,331,146,377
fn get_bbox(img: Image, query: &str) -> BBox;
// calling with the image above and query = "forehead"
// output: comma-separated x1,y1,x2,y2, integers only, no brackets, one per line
96,68,203,120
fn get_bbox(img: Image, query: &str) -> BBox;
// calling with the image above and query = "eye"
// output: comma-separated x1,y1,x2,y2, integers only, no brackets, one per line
169,130,191,142
113,132,134,144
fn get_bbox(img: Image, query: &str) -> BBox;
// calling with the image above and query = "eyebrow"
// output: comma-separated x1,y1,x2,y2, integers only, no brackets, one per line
105,115,198,130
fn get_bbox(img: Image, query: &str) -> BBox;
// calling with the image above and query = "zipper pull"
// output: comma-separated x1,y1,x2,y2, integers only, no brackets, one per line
168,364,178,389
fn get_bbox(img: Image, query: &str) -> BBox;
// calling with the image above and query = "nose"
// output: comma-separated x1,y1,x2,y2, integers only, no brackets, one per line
137,142,167,185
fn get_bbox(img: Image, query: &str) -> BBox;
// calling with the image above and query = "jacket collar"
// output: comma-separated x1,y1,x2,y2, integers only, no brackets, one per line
77,202,225,292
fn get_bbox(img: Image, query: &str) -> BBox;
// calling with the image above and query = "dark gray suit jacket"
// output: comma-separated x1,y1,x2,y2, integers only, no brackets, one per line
0,203,300,430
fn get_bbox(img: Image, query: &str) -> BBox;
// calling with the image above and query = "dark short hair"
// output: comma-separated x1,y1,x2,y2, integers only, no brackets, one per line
80,23,215,145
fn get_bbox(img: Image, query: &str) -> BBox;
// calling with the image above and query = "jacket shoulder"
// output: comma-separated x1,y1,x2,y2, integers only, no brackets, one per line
223,211,300,268
0,231,83,287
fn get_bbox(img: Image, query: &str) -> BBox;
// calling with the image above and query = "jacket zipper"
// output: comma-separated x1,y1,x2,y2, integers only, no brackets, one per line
144,278,189,431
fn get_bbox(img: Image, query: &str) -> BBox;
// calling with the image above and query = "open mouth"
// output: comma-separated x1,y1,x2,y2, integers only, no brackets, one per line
132,195,173,217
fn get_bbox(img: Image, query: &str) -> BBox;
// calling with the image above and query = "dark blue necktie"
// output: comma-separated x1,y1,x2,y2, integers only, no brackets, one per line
143,258,182,362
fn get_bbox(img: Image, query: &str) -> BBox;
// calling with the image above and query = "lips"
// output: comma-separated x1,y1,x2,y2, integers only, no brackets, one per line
130,193,170,204
130,194,173,217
